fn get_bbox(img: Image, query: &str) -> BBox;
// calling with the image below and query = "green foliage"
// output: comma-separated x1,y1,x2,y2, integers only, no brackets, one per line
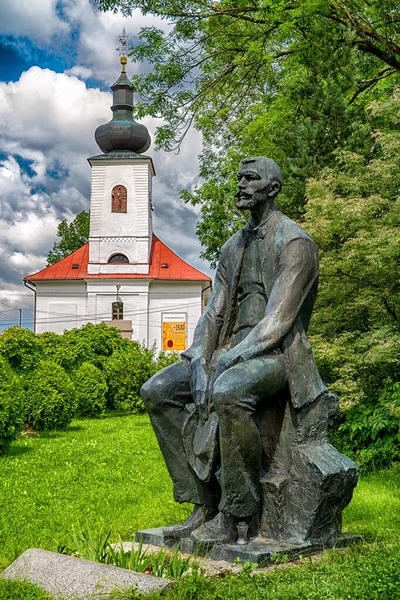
63,529,193,579
0,324,178,433
96,0,400,151
23,361,77,431
104,342,178,413
0,326,43,373
0,357,24,454
331,379,400,472
74,362,108,418
46,210,89,266
0,414,399,597
39,323,124,373
64,526,112,562
0,580,52,600
303,91,400,469
96,0,400,267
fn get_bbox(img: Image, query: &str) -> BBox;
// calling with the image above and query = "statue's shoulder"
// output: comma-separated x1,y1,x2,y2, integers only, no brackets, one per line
220,229,243,255
274,211,316,246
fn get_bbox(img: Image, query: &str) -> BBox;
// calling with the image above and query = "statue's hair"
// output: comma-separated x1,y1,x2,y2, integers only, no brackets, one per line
241,157,283,187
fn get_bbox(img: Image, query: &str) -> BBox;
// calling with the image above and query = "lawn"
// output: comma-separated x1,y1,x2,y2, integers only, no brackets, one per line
0,414,399,599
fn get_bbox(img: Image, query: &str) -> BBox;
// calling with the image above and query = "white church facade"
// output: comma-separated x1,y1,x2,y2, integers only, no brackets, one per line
24,46,211,352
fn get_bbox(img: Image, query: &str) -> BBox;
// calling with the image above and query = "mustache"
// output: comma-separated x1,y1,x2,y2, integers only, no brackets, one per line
235,191,251,198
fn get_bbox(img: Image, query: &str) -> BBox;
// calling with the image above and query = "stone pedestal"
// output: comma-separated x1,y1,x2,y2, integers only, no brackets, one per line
136,391,359,564
135,528,361,565
258,390,358,548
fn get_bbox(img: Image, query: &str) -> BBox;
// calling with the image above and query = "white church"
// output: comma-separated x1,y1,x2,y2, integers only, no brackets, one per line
24,44,211,352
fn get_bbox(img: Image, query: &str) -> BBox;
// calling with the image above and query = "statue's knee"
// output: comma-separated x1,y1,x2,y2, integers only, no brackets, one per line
140,373,167,411
212,377,235,411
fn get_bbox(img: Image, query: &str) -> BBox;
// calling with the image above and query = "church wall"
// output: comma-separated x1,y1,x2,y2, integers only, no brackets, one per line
86,280,149,343
148,281,204,352
32,278,206,349
34,281,88,335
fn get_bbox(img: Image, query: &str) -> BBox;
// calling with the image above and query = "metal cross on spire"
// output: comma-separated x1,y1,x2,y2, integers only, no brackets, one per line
116,27,130,72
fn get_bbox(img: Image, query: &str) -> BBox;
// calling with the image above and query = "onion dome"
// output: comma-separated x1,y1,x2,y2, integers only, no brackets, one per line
95,45,151,154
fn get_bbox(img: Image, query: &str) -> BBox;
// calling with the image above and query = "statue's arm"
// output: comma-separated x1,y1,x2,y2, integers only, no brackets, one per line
181,256,228,420
218,237,318,369
182,257,228,364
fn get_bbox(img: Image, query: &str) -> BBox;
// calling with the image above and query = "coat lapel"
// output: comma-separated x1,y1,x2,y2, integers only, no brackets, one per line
218,228,250,346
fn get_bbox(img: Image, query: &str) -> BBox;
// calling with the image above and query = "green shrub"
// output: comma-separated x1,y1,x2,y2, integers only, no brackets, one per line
24,361,77,431
0,357,25,453
331,378,400,471
74,362,107,418
104,342,178,413
39,323,124,373
0,326,43,373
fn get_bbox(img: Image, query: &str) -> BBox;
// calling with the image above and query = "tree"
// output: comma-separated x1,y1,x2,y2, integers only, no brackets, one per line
97,0,400,266
96,0,400,150
303,89,400,415
47,211,90,266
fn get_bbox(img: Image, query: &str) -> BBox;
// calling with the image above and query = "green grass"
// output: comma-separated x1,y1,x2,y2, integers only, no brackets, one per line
0,579,52,599
1,414,399,599
343,463,400,541
0,414,190,570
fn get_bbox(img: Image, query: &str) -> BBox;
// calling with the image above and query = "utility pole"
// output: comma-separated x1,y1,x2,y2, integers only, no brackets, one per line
19,309,22,327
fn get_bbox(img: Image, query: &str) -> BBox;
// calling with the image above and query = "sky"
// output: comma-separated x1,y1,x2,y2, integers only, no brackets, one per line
0,0,213,331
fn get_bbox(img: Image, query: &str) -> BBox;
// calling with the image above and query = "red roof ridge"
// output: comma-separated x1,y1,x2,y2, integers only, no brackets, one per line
25,237,211,282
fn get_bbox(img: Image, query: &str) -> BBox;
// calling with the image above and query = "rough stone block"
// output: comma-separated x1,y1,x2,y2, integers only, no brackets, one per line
261,442,358,546
1,548,172,599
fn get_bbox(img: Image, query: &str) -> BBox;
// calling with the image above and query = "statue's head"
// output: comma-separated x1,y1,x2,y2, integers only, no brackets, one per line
235,157,282,211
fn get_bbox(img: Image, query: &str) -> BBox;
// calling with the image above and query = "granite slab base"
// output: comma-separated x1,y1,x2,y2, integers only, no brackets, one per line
1,548,172,599
136,528,362,565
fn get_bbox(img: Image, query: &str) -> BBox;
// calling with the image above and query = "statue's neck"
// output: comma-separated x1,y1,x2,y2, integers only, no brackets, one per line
249,200,277,229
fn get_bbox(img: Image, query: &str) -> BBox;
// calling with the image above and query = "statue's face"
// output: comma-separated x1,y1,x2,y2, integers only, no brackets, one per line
235,161,270,210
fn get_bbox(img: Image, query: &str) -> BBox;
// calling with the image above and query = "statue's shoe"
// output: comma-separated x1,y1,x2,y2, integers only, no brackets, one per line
191,511,259,547
190,511,237,547
163,504,218,541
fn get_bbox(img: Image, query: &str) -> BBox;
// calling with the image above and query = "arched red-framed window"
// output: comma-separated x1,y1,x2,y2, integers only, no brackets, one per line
111,185,127,213
112,301,123,320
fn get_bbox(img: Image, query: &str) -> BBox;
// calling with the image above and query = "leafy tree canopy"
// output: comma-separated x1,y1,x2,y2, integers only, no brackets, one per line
98,0,400,266
97,0,400,150
47,211,89,266
305,90,400,409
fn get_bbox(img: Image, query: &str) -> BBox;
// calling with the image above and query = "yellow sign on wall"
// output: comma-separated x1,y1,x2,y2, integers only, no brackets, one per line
162,316,186,351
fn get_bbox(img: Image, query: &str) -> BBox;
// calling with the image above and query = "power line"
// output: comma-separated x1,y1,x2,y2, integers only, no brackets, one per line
0,299,205,327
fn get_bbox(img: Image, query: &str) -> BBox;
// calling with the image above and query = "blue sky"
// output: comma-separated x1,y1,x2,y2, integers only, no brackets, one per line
0,0,210,331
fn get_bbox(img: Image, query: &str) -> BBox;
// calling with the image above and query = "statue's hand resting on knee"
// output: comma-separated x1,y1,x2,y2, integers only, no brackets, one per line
189,356,212,424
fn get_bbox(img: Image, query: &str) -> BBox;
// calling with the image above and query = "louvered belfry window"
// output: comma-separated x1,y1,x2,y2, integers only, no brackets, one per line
112,185,127,213
108,254,129,264
112,301,123,320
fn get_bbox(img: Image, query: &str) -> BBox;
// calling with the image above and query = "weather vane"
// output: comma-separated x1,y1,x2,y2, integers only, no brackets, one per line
116,27,130,72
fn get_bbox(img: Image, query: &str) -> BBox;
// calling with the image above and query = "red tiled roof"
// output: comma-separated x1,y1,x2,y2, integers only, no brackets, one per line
24,236,211,282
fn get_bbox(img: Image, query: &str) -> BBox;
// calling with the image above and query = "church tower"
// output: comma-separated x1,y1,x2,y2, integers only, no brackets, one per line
25,29,211,349
87,29,155,275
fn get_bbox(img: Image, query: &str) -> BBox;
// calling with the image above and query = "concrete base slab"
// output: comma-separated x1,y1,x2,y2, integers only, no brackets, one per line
135,528,362,565
1,548,172,599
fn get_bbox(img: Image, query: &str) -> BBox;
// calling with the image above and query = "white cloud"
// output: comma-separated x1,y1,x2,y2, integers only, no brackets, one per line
0,3,212,329
65,66,93,80
0,0,69,44
1,211,60,255
0,66,110,156
61,0,169,83
0,66,110,204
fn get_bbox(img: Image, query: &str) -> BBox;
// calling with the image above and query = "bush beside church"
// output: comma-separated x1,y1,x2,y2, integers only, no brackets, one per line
0,323,398,471
0,324,178,453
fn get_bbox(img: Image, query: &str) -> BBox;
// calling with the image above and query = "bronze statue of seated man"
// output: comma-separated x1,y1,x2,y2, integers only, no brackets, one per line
141,156,329,547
